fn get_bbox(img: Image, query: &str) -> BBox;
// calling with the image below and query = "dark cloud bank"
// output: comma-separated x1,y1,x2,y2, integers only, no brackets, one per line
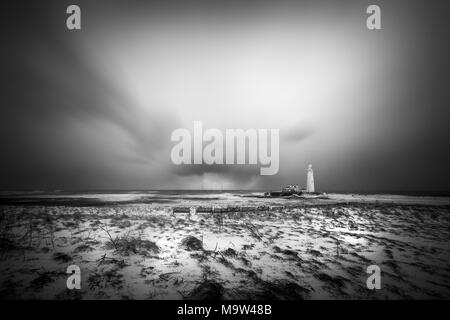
1,0,449,192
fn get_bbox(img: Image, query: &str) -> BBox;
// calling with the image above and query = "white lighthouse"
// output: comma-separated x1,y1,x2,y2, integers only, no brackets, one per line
306,164,315,193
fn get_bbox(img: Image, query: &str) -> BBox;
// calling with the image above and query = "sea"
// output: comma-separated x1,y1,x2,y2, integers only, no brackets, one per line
0,189,449,207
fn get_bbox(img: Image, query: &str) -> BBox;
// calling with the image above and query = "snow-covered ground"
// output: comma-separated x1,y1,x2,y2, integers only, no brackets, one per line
0,192,449,299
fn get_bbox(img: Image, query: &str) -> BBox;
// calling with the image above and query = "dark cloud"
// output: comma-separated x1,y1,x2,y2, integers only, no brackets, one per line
1,0,449,191
1,1,181,190
282,126,314,143
170,164,260,184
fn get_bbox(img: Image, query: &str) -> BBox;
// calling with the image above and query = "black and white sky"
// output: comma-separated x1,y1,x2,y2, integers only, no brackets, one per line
1,0,449,191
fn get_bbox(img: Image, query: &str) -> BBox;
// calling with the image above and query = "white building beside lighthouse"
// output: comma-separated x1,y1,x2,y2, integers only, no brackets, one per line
306,164,315,193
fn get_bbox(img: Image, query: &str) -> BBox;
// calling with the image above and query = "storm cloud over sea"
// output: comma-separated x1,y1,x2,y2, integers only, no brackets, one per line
2,0,450,192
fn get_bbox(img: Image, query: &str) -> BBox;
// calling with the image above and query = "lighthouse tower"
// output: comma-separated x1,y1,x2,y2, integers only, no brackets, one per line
306,164,315,193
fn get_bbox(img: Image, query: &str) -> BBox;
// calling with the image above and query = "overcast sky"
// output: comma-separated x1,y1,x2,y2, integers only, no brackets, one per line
1,0,449,191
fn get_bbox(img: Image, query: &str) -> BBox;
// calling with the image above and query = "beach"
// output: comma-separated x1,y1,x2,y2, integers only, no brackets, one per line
0,191,449,299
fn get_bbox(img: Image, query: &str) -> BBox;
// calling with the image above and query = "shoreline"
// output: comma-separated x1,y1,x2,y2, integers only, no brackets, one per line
1,191,450,207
